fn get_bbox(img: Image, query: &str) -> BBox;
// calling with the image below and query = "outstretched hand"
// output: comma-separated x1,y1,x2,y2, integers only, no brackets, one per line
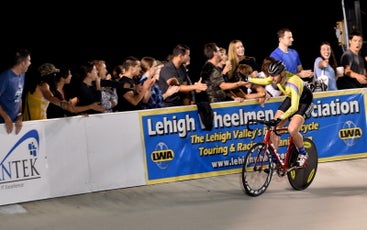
194,77,208,92
91,102,106,112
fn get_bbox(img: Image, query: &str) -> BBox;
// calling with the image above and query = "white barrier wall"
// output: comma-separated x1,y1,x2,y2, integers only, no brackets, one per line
1,88,367,206
0,111,146,205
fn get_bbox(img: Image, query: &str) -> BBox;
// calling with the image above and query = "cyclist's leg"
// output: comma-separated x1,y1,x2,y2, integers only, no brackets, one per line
272,98,291,150
291,85,313,166
290,87,313,145
288,114,304,149
288,114,308,166
271,110,287,150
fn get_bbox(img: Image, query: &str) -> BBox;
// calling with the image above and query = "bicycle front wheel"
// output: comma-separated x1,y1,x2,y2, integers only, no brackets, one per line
287,137,318,190
241,143,273,197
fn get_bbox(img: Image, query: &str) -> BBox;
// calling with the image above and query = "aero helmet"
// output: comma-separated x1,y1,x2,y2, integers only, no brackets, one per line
268,60,285,75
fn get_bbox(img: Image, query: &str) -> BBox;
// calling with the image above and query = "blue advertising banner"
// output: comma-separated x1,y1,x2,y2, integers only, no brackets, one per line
140,89,367,184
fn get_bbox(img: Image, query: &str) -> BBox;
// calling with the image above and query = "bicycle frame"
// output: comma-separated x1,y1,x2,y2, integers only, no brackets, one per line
261,126,297,175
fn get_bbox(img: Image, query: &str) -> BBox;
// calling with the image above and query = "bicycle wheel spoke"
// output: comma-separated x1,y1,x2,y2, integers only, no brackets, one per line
242,143,273,196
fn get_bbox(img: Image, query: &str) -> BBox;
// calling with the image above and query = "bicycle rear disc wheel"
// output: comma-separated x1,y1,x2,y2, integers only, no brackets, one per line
287,137,318,190
241,143,273,196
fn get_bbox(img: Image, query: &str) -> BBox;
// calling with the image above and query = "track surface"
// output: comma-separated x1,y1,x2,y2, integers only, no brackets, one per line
0,158,366,230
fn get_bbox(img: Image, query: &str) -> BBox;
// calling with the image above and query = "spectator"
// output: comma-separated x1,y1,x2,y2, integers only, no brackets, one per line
111,64,124,81
23,63,74,121
313,41,338,91
337,31,367,89
217,47,232,82
140,57,179,109
0,48,31,134
91,60,118,113
182,56,196,105
235,64,267,106
227,39,259,79
158,44,207,107
270,28,313,79
199,42,249,103
47,65,73,118
47,65,104,118
70,62,106,115
114,56,152,112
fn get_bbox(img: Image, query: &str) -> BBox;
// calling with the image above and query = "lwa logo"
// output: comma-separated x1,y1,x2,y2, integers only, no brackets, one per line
338,120,362,147
0,130,40,184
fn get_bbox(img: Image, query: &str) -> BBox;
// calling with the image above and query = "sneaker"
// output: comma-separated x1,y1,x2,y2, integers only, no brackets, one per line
297,153,309,167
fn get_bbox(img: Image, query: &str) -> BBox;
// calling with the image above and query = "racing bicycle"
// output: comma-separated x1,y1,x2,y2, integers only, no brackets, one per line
241,118,318,196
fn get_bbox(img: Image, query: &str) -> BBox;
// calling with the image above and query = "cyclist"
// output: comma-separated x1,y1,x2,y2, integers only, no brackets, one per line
244,60,314,167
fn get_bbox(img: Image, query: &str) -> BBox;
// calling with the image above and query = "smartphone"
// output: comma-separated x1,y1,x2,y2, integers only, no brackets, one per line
139,75,148,85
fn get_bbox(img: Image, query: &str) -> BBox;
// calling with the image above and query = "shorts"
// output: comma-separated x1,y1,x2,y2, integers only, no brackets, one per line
278,84,314,119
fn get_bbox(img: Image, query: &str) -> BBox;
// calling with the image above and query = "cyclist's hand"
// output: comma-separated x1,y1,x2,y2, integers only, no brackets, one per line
269,118,281,126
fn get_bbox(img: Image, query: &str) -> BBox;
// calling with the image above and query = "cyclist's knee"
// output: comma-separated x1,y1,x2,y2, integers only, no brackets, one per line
288,126,297,135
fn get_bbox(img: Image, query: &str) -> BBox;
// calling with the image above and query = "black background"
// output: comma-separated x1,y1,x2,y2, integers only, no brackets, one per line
1,1,365,80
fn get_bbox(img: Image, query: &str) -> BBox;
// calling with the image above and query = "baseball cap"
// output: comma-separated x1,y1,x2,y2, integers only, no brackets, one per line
38,63,60,77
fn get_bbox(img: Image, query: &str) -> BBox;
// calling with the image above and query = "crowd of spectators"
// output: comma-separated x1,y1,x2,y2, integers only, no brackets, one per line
1,28,367,135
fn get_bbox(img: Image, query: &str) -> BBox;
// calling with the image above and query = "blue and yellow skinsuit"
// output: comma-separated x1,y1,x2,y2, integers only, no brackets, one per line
248,71,313,120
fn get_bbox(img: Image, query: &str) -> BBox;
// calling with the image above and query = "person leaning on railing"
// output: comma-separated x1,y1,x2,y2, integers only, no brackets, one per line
0,48,31,134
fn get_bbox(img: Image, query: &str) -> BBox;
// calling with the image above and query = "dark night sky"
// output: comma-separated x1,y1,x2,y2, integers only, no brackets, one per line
1,1,365,79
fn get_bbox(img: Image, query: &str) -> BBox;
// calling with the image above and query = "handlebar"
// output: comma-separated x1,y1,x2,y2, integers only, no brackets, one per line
246,119,284,136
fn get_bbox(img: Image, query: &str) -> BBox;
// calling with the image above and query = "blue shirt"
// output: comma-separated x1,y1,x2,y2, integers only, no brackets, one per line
270,47,302,74
144,83,164,109
0,69,25,123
